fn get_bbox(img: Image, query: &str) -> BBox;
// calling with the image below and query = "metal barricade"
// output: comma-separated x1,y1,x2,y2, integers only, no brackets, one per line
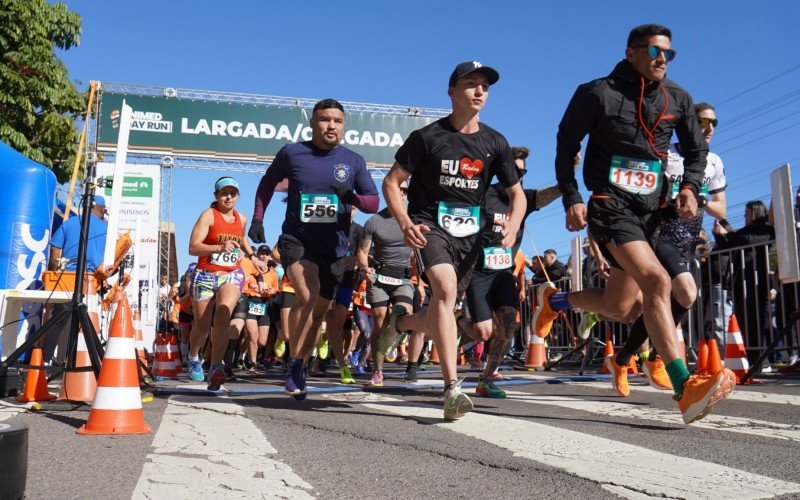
519,239,800,370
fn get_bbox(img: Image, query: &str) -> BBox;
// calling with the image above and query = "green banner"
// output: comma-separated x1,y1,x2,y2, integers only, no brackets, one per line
103,175,154,198
97,93,441,165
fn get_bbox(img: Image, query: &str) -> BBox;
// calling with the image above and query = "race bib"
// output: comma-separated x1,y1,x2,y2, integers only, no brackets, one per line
210,247,240,266
300,193,338,223
483,247,513,270
248,300,266,316
377,274,404,286
608,156,662,195
437,202,480,238
670,181,709,199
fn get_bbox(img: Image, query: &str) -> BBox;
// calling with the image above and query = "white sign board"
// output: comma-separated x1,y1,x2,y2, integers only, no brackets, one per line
96,162,161,348
770,164,800,283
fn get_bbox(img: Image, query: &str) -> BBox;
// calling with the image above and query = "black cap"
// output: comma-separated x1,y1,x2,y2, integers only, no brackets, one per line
448,61,500,87
257,245,271,255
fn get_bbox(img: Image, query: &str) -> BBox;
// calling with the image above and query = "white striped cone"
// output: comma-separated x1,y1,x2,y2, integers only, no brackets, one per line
153,334,176,378
723,313,750,383
78,292,151,435
133,310,150,378
57,276,100,403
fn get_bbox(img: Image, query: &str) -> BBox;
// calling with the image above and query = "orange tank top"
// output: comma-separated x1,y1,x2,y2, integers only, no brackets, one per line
197,207,244,272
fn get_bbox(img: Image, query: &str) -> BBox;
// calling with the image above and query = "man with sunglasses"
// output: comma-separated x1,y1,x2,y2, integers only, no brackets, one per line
606,102,727,396
381,61,525,421
536,24,736,424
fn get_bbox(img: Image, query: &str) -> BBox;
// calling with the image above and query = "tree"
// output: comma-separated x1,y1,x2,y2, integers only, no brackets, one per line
0,0,83,182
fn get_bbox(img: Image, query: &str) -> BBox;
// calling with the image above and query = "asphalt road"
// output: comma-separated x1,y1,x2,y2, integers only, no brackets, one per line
3,363,800,499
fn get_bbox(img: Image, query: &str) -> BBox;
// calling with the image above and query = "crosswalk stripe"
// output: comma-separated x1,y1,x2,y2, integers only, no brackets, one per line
132,396,313,499
503,391,800,442
577,380,800,406
323,392,800,499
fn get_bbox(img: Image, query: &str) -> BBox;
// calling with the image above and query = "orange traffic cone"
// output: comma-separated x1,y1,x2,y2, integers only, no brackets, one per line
696,338,709,374
429,342,440,364
706,337,724,374
723,314,750,384
132,309,150,379
167,333,182,374
16,347,56,403
598,325,614,374
57,277,103,403
153,334,180,379
78,292,151,435
524,334,546,370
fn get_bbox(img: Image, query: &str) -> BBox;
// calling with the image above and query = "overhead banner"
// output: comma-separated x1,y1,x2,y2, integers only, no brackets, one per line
96,162,161,349
97,92,440,165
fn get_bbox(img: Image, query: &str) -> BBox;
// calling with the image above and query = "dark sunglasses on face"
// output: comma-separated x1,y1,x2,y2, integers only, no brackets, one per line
698,117,718,128
633,44,677,62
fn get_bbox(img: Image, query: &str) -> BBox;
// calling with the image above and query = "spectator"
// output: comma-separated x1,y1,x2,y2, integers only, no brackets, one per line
44,195,108,362
535,249,566,283
715,200,775,371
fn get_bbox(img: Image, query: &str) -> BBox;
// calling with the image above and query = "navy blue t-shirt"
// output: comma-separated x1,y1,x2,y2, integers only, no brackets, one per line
265,141,377,258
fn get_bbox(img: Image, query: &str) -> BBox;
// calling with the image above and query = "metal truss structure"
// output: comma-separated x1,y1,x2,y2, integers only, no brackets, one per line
92,82,449,279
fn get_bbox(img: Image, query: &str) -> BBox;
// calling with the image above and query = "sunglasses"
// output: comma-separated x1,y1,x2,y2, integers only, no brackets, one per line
633,44,677,62
698,117,718,128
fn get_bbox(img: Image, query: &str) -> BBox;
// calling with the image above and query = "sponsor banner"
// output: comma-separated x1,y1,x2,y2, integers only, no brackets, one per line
96,162,160,348
97,92,439,165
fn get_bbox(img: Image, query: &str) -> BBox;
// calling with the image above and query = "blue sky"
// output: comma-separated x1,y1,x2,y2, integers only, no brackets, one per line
58,0,800,273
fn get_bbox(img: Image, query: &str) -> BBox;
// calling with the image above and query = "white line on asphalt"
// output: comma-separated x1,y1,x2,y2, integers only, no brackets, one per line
132,396,314,499
577,380,800,406
322,392,800,500
504,390,800,442
0,400,29,422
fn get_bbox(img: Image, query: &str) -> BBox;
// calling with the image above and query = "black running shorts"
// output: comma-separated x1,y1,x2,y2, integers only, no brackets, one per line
466,270,518,323
277,234,346,300
587,196,658,270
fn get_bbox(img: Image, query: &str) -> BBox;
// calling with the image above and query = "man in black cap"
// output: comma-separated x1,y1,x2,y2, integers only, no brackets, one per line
381,61,525,421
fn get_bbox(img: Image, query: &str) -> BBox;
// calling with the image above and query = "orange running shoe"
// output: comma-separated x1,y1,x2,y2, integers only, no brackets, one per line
604,354,630,397
642,355,673,391
677,368,736,424
532,282,559,338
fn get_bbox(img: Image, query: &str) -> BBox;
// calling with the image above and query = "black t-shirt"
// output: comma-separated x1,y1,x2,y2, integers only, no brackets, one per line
395,117,519,250
474,184,539,274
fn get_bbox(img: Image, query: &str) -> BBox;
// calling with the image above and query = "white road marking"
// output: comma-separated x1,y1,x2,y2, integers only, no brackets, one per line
577,380,800,406
504,390,800,442
0,400,29,422
132,396,313,499
323,392,800,500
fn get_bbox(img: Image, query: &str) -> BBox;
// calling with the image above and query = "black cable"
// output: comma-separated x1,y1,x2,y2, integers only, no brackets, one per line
716,63,800,107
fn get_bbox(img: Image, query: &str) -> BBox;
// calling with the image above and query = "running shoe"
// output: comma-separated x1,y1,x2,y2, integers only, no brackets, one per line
604,354,630,397
274,340,286,358
370,370,384,387
577,311,599,340
248,364,258,374
404,364,419,383
642,355,673,391
476,376,506,398
224,366,237,382
285,358,307,397
207,365,226,391
340,366,355,384
378,305,407,356
317,337,329,361
532,282,559,338
443,379,474,421
677,368,736,424
187,357,205,382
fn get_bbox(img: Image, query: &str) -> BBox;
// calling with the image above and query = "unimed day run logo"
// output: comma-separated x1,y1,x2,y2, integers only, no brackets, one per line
104,176,154,198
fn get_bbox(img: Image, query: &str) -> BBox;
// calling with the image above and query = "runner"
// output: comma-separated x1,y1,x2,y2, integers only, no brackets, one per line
249,98,379,399
319,207,363,384
186,176,264,390
535,24,736,423
243,245,278,372
357,181,418,387
457,146,563,398
381,61,525,421
177,263,196,365
608,102,727,396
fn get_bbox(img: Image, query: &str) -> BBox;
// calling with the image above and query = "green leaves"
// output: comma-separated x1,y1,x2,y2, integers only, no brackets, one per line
0,0,83,182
